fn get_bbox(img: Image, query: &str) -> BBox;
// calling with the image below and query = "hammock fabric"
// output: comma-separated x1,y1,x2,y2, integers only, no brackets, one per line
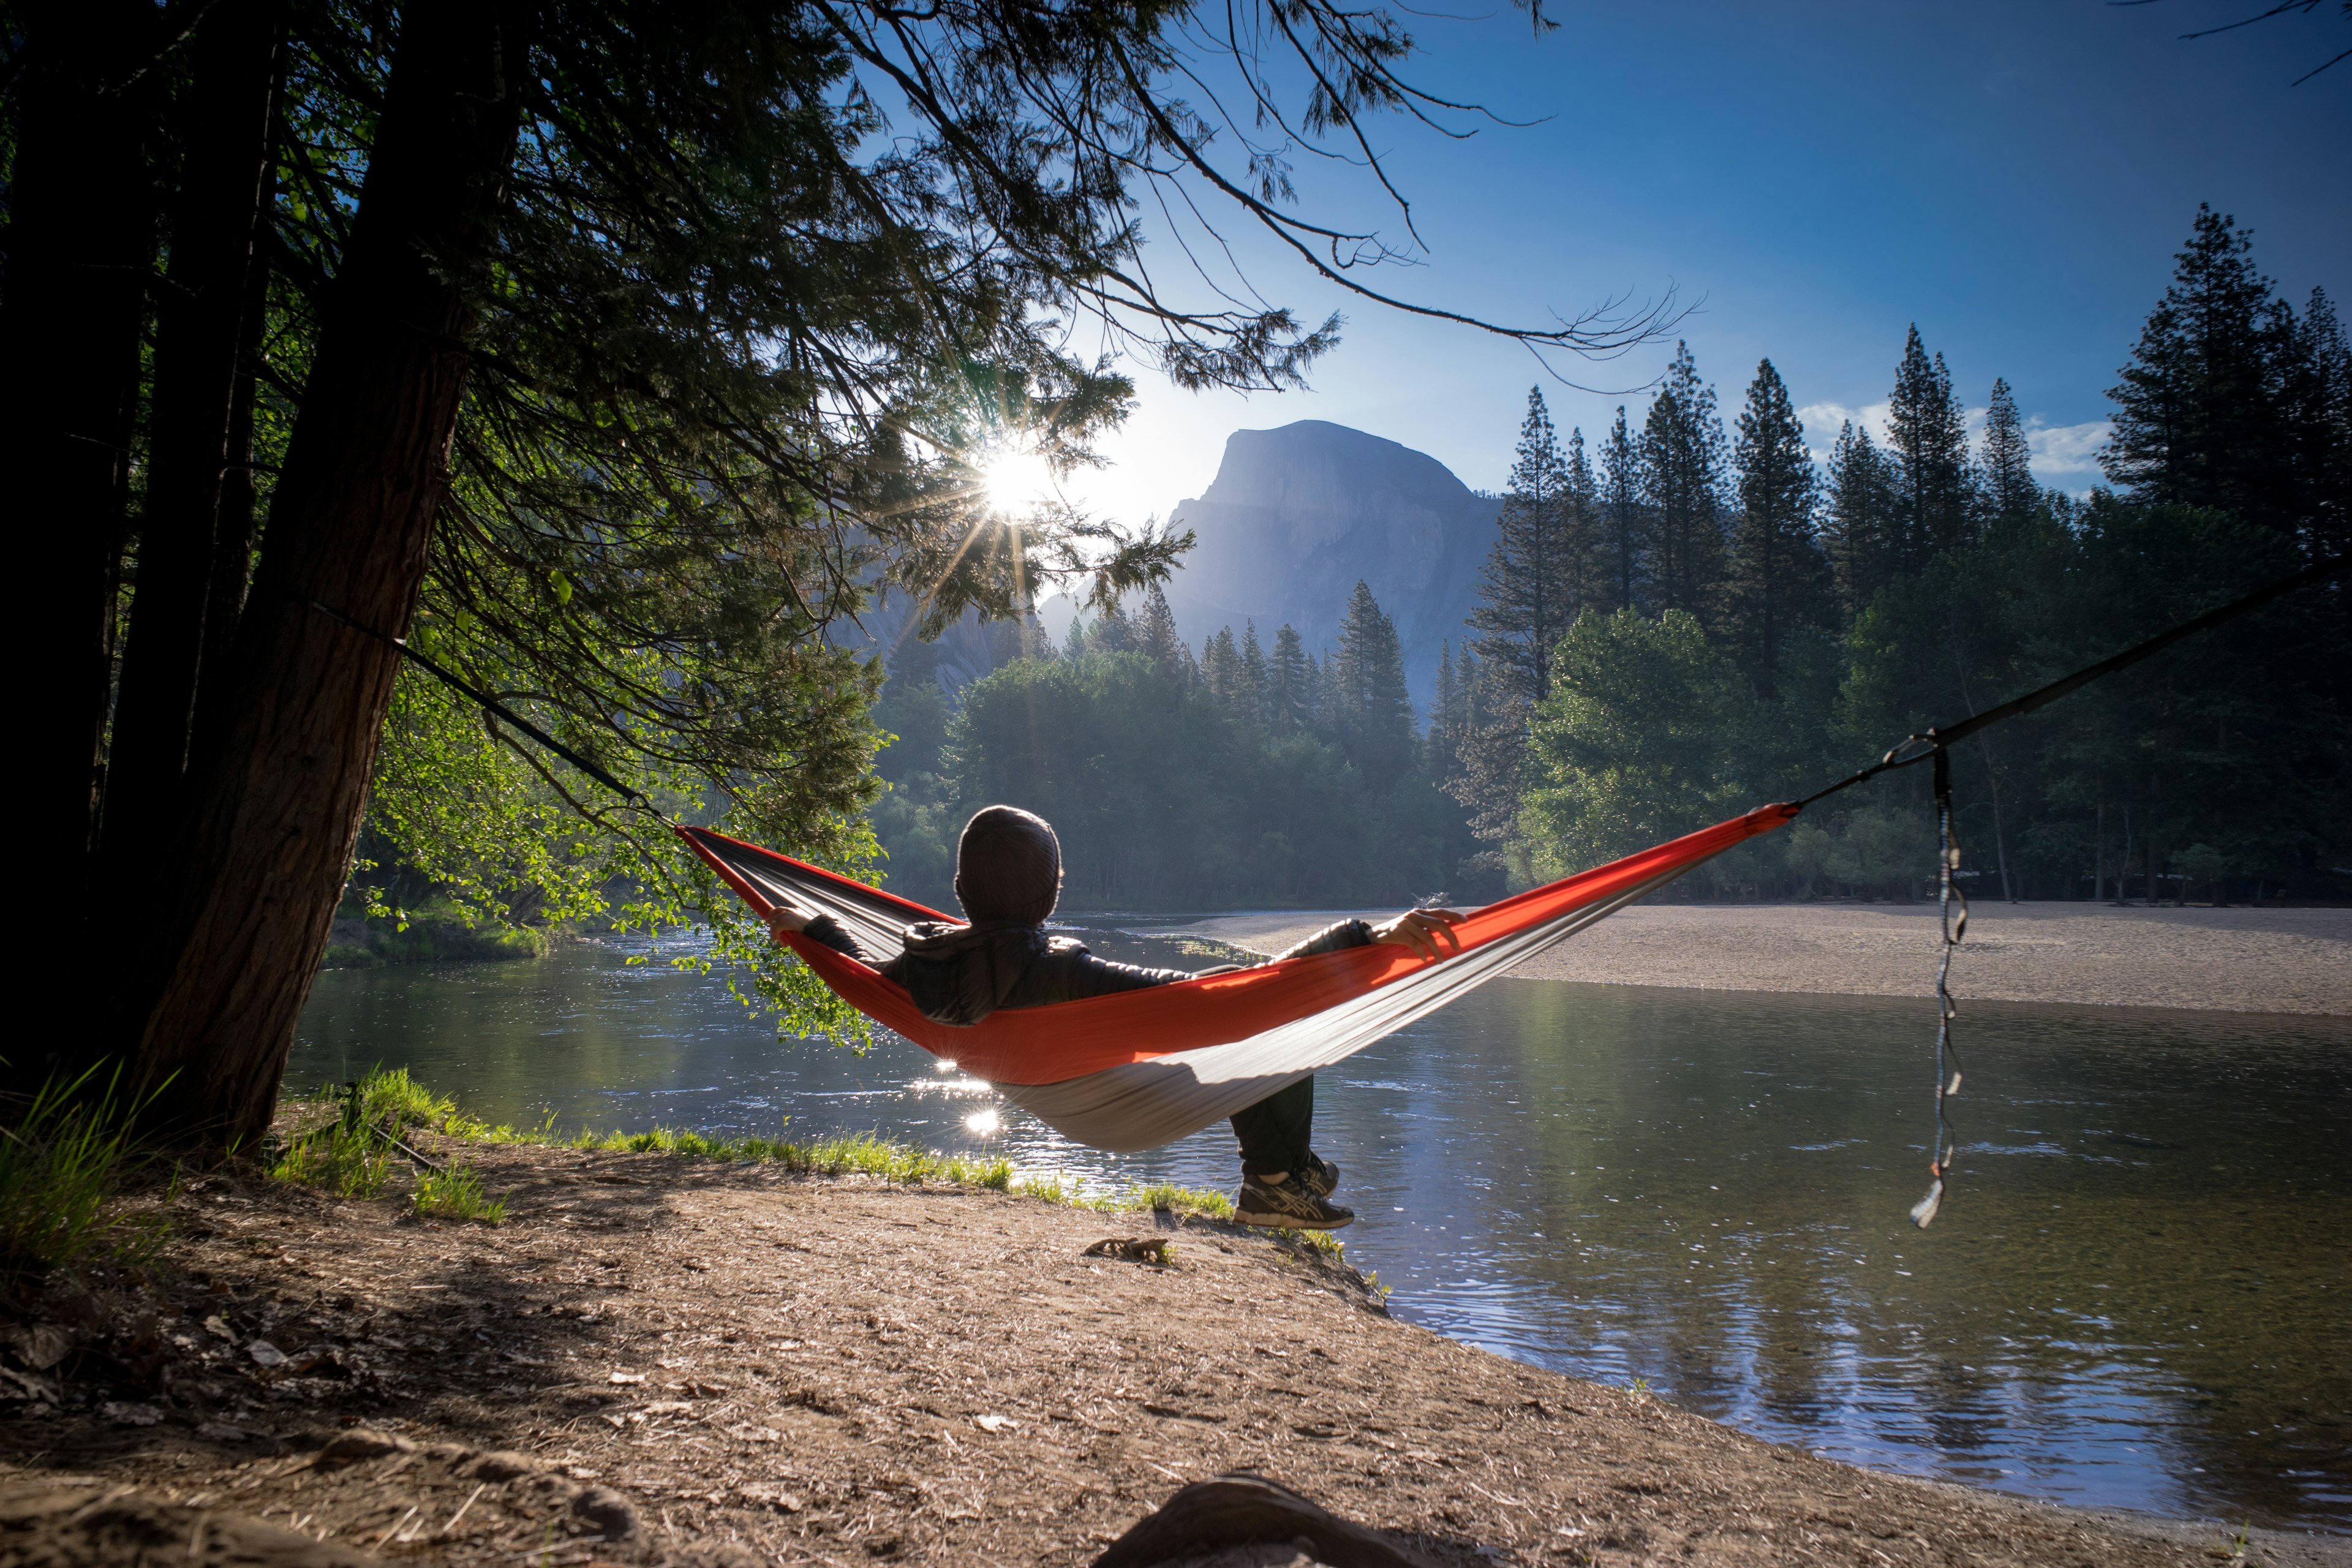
679,802,1795,1152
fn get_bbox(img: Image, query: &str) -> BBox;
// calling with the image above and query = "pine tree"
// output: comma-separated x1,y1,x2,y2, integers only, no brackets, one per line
1137,582,1189,678
1565,424,1600,543
2286,288,2352,557
1469,387,1597,704
989,615,1056,664
1446,652,1527,875
1202,625,1244,707
1823,420,1898,620
1725,358,1828,696
1887,325,1974,568
1638,342,1728,622
1238,620,1270,728
2104,206,2307,535
1267,623,1312,731
1979,377,2039,524
1434,641,1466,767
1090,599,1137,654
1327,581,1415,780
1599,406,1645,612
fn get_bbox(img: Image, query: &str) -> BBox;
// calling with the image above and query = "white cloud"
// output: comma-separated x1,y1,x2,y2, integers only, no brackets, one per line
2025,417,2111,476
1792,399,2109,488
1796,400,1889,469
1796,399,1890,443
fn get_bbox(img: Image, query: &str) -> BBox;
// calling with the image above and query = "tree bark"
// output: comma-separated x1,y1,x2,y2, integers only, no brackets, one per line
0,0,164,933
104,0,288,861
197,257,273,725
120,0,530,1147
2094,799,2105,902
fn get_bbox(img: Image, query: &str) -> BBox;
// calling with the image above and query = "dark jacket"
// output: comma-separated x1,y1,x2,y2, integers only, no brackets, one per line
801,914,1374,1027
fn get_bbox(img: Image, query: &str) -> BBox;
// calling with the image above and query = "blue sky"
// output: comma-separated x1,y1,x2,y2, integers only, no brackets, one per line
1056,0,2350,532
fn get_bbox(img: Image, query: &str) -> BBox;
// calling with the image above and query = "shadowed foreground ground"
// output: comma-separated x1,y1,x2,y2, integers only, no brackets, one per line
4,1142,2342,1566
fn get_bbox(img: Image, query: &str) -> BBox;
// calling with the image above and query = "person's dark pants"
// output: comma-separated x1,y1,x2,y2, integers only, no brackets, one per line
1231,1076,1313,1178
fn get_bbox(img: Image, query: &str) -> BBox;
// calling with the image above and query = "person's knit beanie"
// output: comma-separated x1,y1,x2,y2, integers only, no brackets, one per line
954,805,1062,925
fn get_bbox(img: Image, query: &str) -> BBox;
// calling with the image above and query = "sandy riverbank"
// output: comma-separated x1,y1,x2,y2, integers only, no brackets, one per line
7,1142,2342,1567
1187,901,2352,1016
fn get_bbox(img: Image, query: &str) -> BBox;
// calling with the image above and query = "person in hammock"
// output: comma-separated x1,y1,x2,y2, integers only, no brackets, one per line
765,804,1464,1231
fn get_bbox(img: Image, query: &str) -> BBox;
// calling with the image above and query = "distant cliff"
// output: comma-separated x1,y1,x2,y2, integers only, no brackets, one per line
1156,421,1498,708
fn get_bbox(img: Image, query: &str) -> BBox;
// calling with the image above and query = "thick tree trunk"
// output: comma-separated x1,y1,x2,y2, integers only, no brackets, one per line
121,0,529,1147
104,0,288,860
197,263,273,722
0,1,164,929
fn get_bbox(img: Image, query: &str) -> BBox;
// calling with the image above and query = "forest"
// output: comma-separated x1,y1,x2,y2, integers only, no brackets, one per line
865,207,2351,910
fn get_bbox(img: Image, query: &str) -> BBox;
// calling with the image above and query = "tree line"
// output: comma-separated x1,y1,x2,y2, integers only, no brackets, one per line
869,582,1478,910
1453,206,2348,903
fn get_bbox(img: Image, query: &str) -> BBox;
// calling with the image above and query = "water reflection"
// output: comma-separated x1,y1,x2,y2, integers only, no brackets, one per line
295,923,2351,1532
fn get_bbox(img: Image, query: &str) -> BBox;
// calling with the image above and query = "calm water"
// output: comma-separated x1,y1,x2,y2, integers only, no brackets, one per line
293,922,2352,1534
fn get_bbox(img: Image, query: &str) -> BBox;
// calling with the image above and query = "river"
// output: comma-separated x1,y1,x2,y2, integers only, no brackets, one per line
292,919,2351,1534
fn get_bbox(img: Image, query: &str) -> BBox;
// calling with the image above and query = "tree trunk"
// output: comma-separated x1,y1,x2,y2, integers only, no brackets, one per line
1976,736,2015,903
197,258,273,728
2094,800,2105,903
0,0,165,933
1949,645,2015,902
119,0,529,1147
2118,804,2132,903
103,0,287,860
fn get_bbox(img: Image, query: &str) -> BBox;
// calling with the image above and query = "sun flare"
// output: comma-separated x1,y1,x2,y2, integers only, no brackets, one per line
980,448,1057,515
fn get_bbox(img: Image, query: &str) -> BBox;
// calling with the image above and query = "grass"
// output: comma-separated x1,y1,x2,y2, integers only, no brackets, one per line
413,1162,508,1224
0,1066,172,1284
359,1066,457,1133
270,1081,397,1198
281,1068,1360,1266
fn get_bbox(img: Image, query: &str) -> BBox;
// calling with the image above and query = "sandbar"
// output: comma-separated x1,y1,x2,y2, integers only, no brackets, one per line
1186,901,2352,1016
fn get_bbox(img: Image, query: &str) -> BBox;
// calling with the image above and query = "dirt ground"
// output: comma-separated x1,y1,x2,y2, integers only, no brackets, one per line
1191,903,2352,1016
4,1142,2342,1567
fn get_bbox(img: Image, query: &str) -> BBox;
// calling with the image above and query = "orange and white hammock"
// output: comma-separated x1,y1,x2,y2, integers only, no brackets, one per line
680,804,1795,1152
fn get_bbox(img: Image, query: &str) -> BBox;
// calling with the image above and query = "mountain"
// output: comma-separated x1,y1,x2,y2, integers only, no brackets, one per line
1147,421,1498,708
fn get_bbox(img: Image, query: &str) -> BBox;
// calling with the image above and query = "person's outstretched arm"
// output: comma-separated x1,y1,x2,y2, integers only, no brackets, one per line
1269,908,1466,962
767,903,881,965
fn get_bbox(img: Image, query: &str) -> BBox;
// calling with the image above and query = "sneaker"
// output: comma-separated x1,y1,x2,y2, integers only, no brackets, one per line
1300,1152,1340,1199
1234,1173,1354,1230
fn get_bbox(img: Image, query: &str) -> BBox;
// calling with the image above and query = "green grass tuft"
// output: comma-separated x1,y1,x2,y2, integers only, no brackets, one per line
0,1066,170,1283
271,1080,397,1197
413,1161,507,1224
358,1066,456,1133
1128,1180,1235,1220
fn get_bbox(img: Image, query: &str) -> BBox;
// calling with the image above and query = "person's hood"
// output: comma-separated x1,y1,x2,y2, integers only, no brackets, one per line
891,920,1087,1027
